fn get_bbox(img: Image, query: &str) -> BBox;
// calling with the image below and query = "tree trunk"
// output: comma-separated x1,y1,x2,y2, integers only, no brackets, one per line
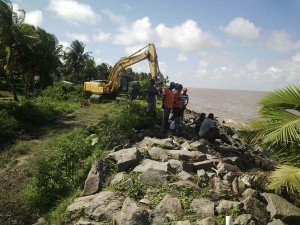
6,46,19,101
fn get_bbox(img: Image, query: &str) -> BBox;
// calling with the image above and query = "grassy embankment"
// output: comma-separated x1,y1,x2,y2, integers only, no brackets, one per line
0,83,160,225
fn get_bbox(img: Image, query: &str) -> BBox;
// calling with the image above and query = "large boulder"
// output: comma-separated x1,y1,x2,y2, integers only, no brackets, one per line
107,147,142,172
262,193,300,224
68,190,124,221
112,197,151,225
133,159,173,173
190,198,214,217
233,214,258,225
216,200,242,214
243,196,268,224
135,137,175,149
139,168,169,186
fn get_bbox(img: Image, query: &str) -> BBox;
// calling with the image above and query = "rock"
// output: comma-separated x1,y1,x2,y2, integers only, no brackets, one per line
216,200,242,214
169,180,199,189
107,147,142,172
178,171,192,180
233,214,258,225
148,147,169,161
240,188,260,201
232,177,248,196
267,219,287,225
110,172,125,185
139,168,169,186
82,161,110,196
168,159,194,173
262,193,300,224
223,172,237,182
68,190,124,221
74,220,104,225
190,198,214,217
210,177,231,195
32,218,46,225
193,160,215,171
166,149,207,162
152,194,183,224
243,196,268,224
216,162,241,175
133,159,173,173
197,217,220,225
190,140,209,153
121,178,133,189
175,221,192,225
135,137,175,149
139,198,151,205
112,197,151,225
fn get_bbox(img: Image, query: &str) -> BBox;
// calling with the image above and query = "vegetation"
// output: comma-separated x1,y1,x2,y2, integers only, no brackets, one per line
245,85,300,194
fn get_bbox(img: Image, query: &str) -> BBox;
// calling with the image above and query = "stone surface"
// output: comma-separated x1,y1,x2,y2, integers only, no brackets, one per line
133,159,173,173
74,220,104,225
193,160,215,171
107,147,142,172
243,196,268,224
262,192,300,224
197,217,220,225
216,200,242,214
175,221,192,225
233,214,258,225
110,172,125,185
267,219,286,225
135,137,175,149
190,198,214,217
178,171,193,180
139,168,169,186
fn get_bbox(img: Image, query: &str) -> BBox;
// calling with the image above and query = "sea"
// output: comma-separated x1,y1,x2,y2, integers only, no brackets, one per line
186,88,268,128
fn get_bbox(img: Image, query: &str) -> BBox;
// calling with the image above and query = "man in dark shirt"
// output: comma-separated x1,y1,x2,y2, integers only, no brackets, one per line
146,79,159,117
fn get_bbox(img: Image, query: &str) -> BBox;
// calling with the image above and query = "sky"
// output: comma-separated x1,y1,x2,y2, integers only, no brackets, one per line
11,0,300,91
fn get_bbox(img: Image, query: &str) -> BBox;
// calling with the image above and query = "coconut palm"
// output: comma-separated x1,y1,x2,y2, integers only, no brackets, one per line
63,40,92,83
0,0,26,101
246,84,300,193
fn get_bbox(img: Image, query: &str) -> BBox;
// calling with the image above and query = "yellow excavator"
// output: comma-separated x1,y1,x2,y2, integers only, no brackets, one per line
84,43,160,103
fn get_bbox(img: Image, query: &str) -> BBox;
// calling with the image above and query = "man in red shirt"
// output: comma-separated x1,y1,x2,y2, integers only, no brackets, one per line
162,82,175,130
172,84,183,121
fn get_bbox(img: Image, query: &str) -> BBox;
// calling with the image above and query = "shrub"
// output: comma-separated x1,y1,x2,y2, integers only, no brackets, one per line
42,82,85,102
24,129,92,210
0,110,18,143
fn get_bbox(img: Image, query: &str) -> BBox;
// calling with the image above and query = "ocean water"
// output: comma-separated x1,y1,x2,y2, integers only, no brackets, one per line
186,88,268,128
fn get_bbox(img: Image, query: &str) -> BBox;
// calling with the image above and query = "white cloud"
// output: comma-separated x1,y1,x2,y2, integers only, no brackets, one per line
25,10,43,27
156,20,221,51
59,41,70,51
66,32,90,42
292,53,300,62
267,31,300,52
114,17,154,45
177,53,188,61
48,0,99,24
101,8,126,25
92,32,112,42
222,17,260,40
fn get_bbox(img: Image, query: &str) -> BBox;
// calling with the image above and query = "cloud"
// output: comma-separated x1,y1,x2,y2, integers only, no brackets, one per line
114,17,154,45
156,20,221,51
25,10,43,27
177,53,188,61
48,0,99,24
101,8,126,25
92,32,112,42
66,32,90,42
292,53,300,62
59,41,70,51
266,30,300,52
222,17,260,40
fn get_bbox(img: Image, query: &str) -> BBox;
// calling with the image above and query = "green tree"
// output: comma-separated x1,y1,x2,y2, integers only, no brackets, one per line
0,0,26,101
246,85,300,193
62,40,92,83
96,62,110,80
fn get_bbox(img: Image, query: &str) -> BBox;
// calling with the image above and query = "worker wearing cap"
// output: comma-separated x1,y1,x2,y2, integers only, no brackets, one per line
181,87,189,122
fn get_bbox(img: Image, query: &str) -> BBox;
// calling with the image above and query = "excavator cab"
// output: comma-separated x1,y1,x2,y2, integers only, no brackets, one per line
118,75,129,93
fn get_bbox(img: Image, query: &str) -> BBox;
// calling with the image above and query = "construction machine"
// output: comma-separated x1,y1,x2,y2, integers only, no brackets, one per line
84,43,160,103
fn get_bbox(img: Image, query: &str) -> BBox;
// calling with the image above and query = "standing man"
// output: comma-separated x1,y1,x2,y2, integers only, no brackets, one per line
162,82,175,131
172,84,183,121
146,79,159,117
181,88,189,122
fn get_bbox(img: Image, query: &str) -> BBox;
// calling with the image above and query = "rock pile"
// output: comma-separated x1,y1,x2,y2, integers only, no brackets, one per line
66,123,300,225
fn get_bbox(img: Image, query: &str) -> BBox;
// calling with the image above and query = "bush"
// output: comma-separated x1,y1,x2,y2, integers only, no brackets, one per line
42,82,85,102
24,129,92,210
0,110,18,143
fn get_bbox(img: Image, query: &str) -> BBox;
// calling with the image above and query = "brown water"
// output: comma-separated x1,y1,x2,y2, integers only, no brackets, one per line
187,88,268,128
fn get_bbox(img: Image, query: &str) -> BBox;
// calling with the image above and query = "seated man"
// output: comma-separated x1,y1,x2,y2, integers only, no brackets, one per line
199,113,220,142
195,112,206,134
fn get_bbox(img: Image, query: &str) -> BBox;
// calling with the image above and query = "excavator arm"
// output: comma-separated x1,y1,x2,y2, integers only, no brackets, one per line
107,43,160,93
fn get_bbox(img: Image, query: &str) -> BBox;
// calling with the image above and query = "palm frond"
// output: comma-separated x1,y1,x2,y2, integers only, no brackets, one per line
268,165,300,193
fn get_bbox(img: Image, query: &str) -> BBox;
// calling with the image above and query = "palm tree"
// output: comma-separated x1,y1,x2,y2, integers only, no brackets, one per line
246,84,300,193
0,0,26,101
63,40,92,83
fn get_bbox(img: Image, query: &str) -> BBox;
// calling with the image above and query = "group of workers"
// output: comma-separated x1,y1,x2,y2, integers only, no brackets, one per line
146,79,220,141
146,79,189,134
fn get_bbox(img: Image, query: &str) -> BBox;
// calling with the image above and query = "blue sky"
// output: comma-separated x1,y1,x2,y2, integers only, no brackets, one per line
12,0,300,91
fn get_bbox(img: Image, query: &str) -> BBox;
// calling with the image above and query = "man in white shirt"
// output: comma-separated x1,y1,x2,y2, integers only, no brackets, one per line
199,113,219,142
